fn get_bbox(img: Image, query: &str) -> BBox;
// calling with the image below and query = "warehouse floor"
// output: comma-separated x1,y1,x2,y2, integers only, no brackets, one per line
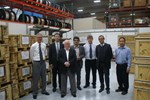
20,61,134,100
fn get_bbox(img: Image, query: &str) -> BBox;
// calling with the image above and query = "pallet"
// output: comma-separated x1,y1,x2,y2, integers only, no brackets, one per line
0,44,9,58
19,78,32,97
18,65,32,81
18,35,30,48
18,51,31,65
10,52,18,64
9,46,18,53
11,83,19,100
0,64,10,88
0,84,12,100
9,63,18,81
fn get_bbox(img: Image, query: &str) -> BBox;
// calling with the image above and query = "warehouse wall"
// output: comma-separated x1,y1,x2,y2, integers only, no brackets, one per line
74,17,106,30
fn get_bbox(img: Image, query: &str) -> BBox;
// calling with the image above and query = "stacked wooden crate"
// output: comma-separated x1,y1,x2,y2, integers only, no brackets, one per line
134,33,150,100
118,35,136,74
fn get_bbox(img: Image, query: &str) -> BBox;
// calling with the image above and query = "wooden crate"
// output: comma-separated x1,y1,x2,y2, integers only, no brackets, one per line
135,56,150,65
8,35,18,47
123,0,131,8
0,25,8,43
134,87,150,100
0,85,12,100
11,83,19,100
18,51,31,65
18,65,32,81
0,44,9,59
49,36,52,44
9,63,18,81
30,35,36,45
9,47,18,53
46,61,50,72
126,43,135,55
18,35,30,48
10,52,18,63
134,0,147,7
134,80,150,89
118,35,135,43
135,37,150,57
42,35,49,46
19,78,32,97
135,64,150,82
130,63,135,74
0,64,10,87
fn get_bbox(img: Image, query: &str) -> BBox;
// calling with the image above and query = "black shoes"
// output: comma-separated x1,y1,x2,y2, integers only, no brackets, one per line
33,95,37,99
99,88,104,93
93,85,96,89
84,85,89,88
53,88,57,92
115,89,123,92
121,91,128,95
72,94,77,97
77,86,82,90
106,90,110,94
42,91,50,95
61,95,66,98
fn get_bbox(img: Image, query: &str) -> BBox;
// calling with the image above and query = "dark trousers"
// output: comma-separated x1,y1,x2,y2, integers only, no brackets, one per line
76,60,82,87
116,63,129,92
85,59,97,86
61,70,76,95
52,62,61,89
32,61,46,95
98,63,110,90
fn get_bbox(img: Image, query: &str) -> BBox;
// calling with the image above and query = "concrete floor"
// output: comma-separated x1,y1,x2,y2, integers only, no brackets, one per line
20,61,134,100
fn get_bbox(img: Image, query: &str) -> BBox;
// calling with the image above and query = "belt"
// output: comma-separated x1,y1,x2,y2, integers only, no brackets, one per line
86,59,96,61
33,60,45,62
117,63,127,66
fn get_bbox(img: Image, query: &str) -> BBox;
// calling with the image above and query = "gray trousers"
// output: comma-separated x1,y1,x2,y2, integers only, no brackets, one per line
61,70,76,95
32,61,46,95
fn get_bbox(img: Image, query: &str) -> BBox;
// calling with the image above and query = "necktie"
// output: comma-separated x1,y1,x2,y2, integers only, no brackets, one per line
90,44,92,59
39,43,43,62
57,43,60,54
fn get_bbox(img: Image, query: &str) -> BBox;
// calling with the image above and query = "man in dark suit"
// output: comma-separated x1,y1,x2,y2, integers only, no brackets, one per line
71,36,85,90
49,33,64,92
59,40,77,98
96,35,113,94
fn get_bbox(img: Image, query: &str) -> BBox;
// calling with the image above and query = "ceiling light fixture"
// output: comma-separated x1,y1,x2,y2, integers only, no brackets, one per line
94,0,101,3
78,9,83,12
91,13,96,15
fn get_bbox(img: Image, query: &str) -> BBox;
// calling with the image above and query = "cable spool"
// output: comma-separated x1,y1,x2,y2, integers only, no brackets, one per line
48,19,55,27
55,21,62,28
0,9,11,20
18,14,28,22
30,16,34,24
41,18,45,25
10,11,17,21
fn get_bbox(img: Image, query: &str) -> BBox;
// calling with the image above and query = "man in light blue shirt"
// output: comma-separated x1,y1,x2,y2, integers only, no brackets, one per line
115,37,131,95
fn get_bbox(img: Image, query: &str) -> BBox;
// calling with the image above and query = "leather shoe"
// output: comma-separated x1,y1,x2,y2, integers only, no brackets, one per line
77,86,82,90
93,85,96,89
42,91,50,95
61,95,66,98
121,91,128,95
99,88,104,93
106,90,110,94
115,89,123,92
33,95,37,99
53,88,56,92
72,94,76,97
84,85,89,88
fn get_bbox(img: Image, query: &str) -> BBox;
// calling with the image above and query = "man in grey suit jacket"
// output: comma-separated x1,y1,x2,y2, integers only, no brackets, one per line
71,36,85,90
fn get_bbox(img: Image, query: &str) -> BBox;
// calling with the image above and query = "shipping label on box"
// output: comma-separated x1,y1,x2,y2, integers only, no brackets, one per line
42,37,48,44
22,67,30,76
0,91,5,100
22,36,29,44
0,66,4,77
21,51,29,60
46,62,49,70
23,81,31,90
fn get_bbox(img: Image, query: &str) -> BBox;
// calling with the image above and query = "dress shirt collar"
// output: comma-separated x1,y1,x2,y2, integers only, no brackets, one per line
65,48,70,51
74,45,79,48
100,43,105,46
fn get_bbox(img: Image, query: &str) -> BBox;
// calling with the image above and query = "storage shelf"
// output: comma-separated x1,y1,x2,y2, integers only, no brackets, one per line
7,0,74,19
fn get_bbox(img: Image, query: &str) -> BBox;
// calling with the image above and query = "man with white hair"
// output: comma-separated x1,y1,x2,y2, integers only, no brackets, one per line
30,33,49,99
58,40,77,98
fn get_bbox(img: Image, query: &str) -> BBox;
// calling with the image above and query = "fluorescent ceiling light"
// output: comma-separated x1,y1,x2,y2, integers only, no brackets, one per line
91,13,96,15
4,6,10,9
78,9,83,12
94,0,101,3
